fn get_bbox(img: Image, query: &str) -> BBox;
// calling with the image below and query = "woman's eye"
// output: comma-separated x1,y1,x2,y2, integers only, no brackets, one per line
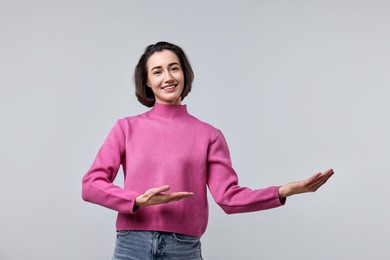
171,67,179,72
153,71,161,75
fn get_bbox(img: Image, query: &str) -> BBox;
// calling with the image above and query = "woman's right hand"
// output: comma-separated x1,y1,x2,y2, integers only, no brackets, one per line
135,185,194,207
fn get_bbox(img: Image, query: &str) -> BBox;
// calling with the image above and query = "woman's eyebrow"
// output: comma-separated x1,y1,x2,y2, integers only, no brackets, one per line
168,62,180,67
151,66,162,71
151,62,180,71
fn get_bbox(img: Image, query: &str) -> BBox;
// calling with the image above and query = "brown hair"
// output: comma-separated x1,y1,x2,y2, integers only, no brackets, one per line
134,41,194,107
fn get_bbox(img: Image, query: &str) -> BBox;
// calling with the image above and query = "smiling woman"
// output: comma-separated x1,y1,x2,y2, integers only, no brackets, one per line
134,42,194,107
146,50,185,105
81,41,334,260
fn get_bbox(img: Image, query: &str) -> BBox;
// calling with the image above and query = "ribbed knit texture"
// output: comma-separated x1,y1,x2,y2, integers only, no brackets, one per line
82,103,285,237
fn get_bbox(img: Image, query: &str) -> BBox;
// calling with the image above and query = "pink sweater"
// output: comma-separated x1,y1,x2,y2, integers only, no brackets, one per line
82,103,285,237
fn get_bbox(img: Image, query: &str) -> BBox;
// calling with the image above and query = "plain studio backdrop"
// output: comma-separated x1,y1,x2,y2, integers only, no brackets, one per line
1,1,389,259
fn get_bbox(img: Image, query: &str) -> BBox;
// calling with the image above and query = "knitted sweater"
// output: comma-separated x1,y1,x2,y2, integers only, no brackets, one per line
82,103,285,237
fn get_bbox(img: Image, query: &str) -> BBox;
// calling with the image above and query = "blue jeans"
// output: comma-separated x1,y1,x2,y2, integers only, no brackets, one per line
112,230,203,260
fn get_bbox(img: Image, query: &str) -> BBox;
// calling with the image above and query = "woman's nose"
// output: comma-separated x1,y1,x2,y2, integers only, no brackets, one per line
164,71,174,82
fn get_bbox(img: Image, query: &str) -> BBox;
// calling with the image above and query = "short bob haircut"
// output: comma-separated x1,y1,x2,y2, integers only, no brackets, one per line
134,41,194,107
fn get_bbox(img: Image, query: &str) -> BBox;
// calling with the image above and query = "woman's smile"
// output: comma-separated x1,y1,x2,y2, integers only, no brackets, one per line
147,50,185,105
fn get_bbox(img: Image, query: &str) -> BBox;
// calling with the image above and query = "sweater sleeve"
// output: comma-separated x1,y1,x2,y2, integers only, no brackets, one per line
207,130,286,214
82,120,140,214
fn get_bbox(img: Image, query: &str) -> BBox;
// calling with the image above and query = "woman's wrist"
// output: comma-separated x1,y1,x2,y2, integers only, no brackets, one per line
278,185,290,199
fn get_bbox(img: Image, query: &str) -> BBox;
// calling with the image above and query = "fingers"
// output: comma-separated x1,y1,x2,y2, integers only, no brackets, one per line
316,170,334,188
277,169,334,197
305,169,334,192
137,185,194,207
323,168,334,175
150,186,193,200
166,192,194,202
149,192,193,205
144,185,171,198
153,185,171,194
306,172,322,184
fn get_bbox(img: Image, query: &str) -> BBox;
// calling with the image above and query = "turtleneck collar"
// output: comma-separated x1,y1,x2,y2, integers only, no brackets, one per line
147,103,189,120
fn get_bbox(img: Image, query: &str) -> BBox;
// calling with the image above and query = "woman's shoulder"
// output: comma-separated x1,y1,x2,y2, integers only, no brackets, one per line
113,111,149,130
117,108,152,121
187,114,222,137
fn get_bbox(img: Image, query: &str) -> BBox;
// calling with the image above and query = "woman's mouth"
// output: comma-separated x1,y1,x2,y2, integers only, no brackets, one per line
162,85,176,91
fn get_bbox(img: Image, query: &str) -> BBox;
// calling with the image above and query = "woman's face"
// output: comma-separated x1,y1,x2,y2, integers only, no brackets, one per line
146,50,185,105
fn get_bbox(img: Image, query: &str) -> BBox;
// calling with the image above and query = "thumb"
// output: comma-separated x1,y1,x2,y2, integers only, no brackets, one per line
156,185,170,193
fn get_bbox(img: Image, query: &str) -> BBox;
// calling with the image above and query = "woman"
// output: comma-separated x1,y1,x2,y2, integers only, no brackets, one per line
82,41,334,260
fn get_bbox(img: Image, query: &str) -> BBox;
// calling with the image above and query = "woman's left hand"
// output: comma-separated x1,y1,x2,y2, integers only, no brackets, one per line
278,168,334,198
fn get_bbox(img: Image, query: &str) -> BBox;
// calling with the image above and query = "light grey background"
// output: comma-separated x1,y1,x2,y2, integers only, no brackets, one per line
1,0,389,259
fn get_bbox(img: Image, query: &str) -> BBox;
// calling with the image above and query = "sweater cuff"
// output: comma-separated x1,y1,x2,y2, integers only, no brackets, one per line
130,193,141,214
